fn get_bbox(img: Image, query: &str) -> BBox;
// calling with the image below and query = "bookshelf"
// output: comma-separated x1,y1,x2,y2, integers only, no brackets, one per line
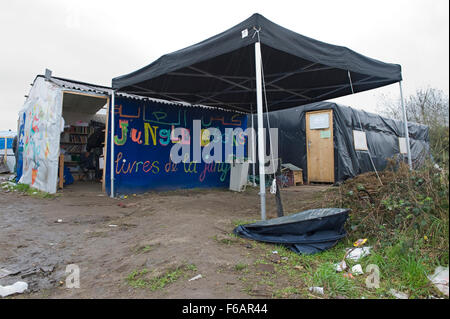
60,125,94,180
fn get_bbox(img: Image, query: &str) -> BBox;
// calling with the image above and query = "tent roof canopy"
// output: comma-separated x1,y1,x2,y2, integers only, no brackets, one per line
112,13,402,113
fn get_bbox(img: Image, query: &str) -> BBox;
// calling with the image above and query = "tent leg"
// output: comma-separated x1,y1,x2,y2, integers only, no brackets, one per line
255,41,266,221
251,111,256,187
399,81,412,170
110,91,115,198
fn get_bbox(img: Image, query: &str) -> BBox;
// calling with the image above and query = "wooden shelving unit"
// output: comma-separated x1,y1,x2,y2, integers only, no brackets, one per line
60,125,94,181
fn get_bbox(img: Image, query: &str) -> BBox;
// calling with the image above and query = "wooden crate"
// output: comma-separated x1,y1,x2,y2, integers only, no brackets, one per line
293,170,303,185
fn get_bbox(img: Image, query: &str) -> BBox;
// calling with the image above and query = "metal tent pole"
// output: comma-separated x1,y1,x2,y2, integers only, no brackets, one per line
255,41,266,220
399,81,412,170
110,91,115,197
251,110,256,187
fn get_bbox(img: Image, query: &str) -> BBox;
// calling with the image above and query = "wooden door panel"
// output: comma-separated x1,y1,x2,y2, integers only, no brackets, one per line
306,110,334,183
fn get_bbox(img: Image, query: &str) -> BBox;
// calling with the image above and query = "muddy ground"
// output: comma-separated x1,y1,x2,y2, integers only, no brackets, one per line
0,176,331,299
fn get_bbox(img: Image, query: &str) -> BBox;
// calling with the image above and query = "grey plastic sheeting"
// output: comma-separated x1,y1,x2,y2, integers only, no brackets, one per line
252,101,430,183
233,208,349,255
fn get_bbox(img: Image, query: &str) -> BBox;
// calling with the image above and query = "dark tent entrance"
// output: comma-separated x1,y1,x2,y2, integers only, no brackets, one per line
112,13,411,220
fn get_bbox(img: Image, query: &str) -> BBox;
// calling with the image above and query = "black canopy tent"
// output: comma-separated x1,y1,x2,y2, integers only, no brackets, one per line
112,13,411,219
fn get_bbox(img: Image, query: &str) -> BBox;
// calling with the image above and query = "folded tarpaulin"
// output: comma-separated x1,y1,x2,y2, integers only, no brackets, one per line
233,208,349,254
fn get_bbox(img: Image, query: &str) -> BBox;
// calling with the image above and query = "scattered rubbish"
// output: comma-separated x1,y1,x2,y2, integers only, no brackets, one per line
0,281,28,298
188,274,202,281
308,287,324,295
269,253,281,264
427,266,449,297
389,289,409,299
343,273,354,279
345,247,371,261
109,224,118,227
334,260,347,272
281,257,288,261
351,264,364,275
353,238,368,247
233,208,350,255
272,251,278,254
294,265,304,271
56,219,63,223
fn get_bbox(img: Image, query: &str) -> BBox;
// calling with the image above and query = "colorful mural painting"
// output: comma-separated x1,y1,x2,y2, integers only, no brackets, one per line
105,97,248,195
16,112,26,181
18,77,63,193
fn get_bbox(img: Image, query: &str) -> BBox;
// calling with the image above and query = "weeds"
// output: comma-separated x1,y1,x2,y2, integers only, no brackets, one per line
126,263,197,291
1,181,54,198
320,160,449,298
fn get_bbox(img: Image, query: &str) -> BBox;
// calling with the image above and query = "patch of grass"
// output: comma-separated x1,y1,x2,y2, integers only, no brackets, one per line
311,262,355,298
232,219,258,227
126,264,197,291
273,286,300,298
234,263,248,272
186,264,198,272
126,269,150,288
1,181,55,198
135,245,152,253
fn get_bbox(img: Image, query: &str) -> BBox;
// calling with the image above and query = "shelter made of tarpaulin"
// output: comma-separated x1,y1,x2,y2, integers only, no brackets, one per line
254,101,430,183
111,13,407,220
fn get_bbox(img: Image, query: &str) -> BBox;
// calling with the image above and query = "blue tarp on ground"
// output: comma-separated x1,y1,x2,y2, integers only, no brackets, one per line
105,96,248,195
233,208,350,254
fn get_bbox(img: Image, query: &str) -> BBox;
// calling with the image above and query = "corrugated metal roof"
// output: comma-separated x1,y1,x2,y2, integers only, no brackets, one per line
33,75,243,114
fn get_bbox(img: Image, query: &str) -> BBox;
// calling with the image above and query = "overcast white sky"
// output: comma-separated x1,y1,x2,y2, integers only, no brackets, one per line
1,0,448,131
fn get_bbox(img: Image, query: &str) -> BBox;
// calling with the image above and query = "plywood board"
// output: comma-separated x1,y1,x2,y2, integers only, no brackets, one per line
306,110,334,183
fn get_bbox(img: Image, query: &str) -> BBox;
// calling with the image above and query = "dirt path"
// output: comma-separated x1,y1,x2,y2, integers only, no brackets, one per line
0,179,331,298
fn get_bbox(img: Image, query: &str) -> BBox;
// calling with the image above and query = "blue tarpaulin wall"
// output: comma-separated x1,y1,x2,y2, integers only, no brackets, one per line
105,96,248,195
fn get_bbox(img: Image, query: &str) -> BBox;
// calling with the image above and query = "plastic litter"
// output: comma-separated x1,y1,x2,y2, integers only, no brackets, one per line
308,287,324,295
270,179,277,194
351,264,364,275
427,266,449,297
353,238,368,247
334,261,347,272
188,274,203,282
389,289,409,299
0,281,28,297
346,247,371,261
